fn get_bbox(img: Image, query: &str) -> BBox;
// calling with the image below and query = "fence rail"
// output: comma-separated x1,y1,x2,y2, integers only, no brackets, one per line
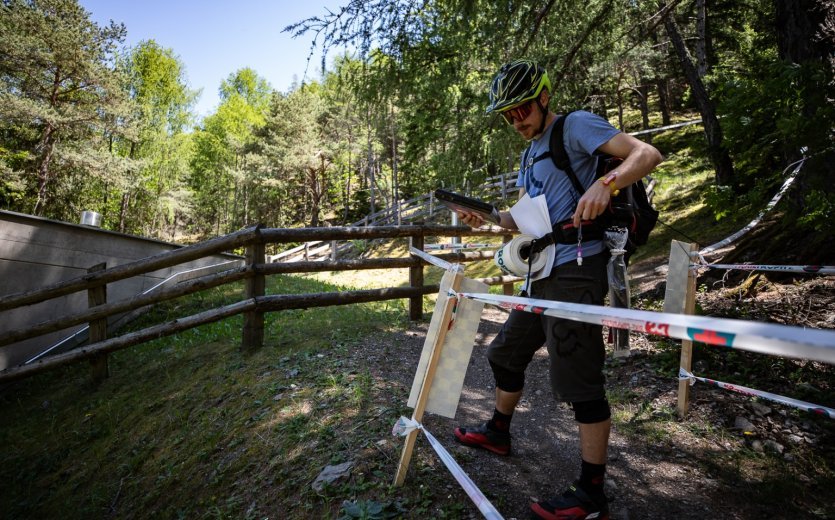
0,224,513,383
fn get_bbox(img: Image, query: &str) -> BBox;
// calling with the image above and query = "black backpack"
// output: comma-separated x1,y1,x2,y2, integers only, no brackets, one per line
525,111,659,257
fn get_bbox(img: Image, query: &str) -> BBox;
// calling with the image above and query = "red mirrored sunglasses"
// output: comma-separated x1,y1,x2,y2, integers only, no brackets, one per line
500,100,536,124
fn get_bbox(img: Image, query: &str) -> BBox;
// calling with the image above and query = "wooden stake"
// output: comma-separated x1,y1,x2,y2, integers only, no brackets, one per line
242,230,266,353
87,263,108,383
409,234,425,320
394,268,464,486
663,241,698,418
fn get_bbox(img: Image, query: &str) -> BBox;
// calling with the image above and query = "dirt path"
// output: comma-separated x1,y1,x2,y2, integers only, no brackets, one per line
374,279,834,519
410,307,722,520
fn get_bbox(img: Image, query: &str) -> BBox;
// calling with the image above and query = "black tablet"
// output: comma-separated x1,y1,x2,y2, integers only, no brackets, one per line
434,189,501,225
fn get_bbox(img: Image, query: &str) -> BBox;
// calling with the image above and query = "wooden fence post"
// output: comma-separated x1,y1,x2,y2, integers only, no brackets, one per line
409,231,425,320
663,240,698,417
242,229,265,353
87,262,108,383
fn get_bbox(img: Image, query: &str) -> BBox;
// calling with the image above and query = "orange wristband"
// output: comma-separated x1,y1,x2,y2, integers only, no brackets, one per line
600,172,620,196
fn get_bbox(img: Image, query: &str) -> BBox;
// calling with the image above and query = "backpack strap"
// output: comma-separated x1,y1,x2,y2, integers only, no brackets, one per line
549,111,587,196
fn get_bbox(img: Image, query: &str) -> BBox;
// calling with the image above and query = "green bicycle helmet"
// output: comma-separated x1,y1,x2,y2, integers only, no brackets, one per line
486,59,551,114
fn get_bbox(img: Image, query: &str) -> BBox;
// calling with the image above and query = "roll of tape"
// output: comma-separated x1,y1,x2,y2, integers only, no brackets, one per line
494,234,548,277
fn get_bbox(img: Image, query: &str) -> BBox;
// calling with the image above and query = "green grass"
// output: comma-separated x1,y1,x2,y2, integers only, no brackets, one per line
0,274,420,520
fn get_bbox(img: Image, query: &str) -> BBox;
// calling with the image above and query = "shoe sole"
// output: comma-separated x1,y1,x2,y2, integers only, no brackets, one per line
530,502,609,520
453,429,511,456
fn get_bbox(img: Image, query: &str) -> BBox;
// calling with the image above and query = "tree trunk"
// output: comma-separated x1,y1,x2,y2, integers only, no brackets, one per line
776,0,829,64
119,192,130,233
616,90,625,131
656,78,672,125
637,82,652,145
663,11,735,186
390,104,400,225
33,123,56,215
366,108,376,216
695,0,707,77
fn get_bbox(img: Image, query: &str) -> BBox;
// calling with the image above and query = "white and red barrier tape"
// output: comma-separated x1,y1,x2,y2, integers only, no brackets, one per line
410,246,456,271
693,262,835,275
453,292,835,365
393,417,505,520
679,368,834,419
424,243,493,250
700,155,806,257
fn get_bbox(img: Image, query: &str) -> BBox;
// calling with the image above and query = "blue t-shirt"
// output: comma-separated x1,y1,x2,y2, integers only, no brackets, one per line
515,110,620,267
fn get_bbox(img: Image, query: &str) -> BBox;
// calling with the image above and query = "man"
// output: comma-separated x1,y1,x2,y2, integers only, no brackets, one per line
453,59,662,520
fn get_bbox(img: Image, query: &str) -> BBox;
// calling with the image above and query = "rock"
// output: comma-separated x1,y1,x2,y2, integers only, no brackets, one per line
751,440,764,453
749,402,771,416
312,461,354,492
788,434,804,444
734,416,756,432
763,440,784,454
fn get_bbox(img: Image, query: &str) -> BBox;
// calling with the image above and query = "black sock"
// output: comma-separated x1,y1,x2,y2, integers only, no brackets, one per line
579,459,606,495
488,409,512,433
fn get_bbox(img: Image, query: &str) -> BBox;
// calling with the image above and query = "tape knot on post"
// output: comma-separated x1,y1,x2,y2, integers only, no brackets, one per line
678,367,697,386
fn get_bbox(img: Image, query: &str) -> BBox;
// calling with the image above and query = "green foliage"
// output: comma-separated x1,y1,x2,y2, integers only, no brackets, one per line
702,184,737,221
715,59,834,187
796,189,835,232
1,0,831,249
219,67,272,113
112,40,198,236
708,0,834,229
188,68,271,236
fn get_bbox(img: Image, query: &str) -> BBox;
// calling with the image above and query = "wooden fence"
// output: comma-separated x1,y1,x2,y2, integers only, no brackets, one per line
270,175,520,263
0,224,518,384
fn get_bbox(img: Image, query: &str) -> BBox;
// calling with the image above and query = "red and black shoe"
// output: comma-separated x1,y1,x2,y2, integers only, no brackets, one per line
531,483,609,520
453,422,511,456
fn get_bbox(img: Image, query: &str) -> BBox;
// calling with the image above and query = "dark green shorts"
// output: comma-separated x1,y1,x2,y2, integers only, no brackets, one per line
486,252,609,402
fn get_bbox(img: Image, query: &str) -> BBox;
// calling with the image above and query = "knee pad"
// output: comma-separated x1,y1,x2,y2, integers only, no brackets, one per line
571,397,611,424
488,359,525,392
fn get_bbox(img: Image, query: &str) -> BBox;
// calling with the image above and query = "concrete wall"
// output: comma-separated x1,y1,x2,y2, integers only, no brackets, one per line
0,210,244,370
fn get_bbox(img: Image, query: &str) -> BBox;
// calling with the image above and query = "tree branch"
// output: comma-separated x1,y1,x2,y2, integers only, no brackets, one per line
520,0,558,57
552,0,614,91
